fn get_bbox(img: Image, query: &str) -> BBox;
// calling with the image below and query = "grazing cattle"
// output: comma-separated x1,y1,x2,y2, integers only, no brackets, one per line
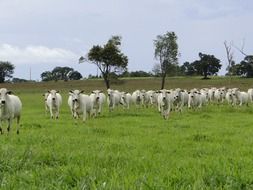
90,90,106,116
208,87,216,102
0,88,22,134
43,92,50,115
143,90,155,107
69,90,93,122
131,90,144,107
225,89,233,105
120,92,132,109
232,90,249,106
46,90,62,119
107,89,121,111
157,89,173,119
173,89,189,112
188,90,203,109
248,88,253,103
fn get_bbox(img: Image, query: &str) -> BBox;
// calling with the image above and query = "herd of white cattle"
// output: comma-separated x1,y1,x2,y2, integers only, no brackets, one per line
45,87,253,121
1,87,253,134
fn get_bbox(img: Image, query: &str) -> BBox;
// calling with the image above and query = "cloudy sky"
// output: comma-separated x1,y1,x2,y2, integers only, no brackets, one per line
0,0,252,80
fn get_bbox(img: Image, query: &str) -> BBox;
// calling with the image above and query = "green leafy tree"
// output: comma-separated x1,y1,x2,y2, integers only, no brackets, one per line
41,67,81,81
69,71,82,80
41,71,53,81
82,35,128,89
0,61,15,83
180,62,197,76
192,53,221,79
237,55,253,77
154,31,179,89
52,67,74,81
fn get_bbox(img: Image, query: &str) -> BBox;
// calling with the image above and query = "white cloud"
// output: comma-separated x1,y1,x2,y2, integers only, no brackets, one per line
0,44,79,64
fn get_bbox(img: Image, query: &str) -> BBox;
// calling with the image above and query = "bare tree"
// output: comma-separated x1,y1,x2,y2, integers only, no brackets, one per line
224,41,234,85
232,39,248,56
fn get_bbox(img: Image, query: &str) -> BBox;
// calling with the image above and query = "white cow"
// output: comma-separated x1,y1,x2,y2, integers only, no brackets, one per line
248,88,253,103
173,89,189,112
143,90,155,107
132,90,143,107
0,88,22,134
107,89,121,111
69,90,94,122
90,90,106,116
43,92,50,115
120,92,132,109
157,89,173,119
232,90,249,106
188,90,203,109
208,87,216,102
225,89,233,105
46,90,62,119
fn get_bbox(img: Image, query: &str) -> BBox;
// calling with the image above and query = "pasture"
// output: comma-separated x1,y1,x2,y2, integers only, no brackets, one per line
1,77,253,189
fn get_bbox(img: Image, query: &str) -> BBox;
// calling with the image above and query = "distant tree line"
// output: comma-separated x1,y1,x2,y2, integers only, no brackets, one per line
41,67,82,82
0,32,252,85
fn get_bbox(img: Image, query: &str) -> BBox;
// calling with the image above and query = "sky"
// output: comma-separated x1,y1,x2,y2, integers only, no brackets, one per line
0,0,252,81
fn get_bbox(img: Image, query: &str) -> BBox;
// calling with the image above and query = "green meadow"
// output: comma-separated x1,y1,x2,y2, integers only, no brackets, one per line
1,77,253,189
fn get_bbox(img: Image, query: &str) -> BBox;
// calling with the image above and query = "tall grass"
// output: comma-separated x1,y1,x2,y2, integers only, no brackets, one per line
0,77,253,189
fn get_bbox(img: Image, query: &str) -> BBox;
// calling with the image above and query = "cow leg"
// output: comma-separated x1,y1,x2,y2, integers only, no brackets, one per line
7,118,12,133
56,107,59,119
82,111,87,122
0,122,3,135
17,116,20,134
49,107,54,119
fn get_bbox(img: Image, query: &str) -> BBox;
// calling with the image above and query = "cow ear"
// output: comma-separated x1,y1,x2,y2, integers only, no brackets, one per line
80,90,84,94
69,90,73,93
48,90,50,93
7,91,12,95
99,90,103,93
56,91,59,93
91,91,95,94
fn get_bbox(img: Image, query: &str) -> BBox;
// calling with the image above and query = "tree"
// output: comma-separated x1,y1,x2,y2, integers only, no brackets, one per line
238,55,253,77
52,66,74,81
180,61,197,76
154,31,179,89
69,71,82,80
193,53,221,79
40,67,81,81
41,71,53,81
0,61,15,83
224,41,234,76
82,35,128,89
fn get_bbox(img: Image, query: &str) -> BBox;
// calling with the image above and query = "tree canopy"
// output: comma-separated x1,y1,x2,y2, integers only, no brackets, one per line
83,35,128,89
0,61,15,83
228,55,253,77
154,31,179,89
191,53,221,79
41,67,82,81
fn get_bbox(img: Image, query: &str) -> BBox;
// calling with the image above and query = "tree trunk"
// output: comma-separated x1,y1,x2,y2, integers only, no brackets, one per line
161,73,166,89
203,72,208,79
102,72,110,89
105,78,110,89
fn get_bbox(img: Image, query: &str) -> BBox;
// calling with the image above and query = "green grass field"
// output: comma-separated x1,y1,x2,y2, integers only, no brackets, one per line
1,77,253,189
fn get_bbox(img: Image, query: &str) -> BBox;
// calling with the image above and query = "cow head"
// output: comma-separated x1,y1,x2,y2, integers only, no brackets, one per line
43,92,49,101
0,88,12,106
49,90,59,101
